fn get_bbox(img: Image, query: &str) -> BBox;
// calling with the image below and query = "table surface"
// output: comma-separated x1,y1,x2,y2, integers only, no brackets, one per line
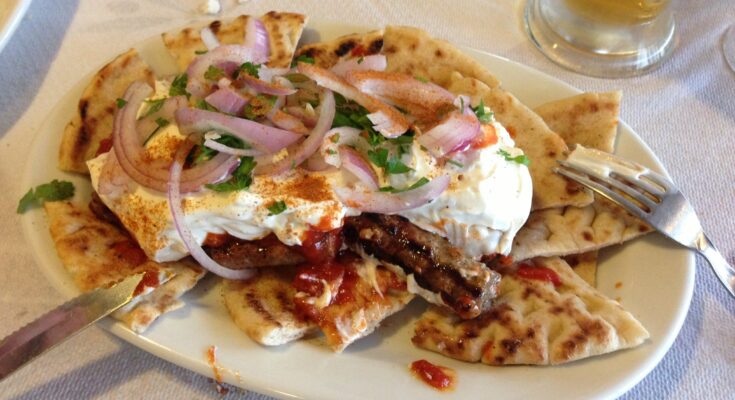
0,1,733,399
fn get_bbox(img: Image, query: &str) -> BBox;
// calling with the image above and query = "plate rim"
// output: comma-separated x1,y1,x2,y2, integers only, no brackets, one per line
0,0,32,54
19,21,695,400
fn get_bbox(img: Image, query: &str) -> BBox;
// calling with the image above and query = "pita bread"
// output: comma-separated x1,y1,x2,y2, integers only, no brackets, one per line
223,268,317,346
412,257,649,365
563,251,598,287
534,92,622,153
382,26,500,90
510,196,652,261
223,258,413,352
162,12,307,72
58,49,154,174
294,30,385,68
44,201,205,333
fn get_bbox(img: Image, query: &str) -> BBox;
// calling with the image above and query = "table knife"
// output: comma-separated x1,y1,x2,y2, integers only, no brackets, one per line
0,273,144,381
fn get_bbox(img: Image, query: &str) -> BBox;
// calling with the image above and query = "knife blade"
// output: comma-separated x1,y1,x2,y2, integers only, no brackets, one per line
0,273,145,381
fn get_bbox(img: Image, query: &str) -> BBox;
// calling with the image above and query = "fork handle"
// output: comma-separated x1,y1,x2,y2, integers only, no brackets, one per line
696,233,735,298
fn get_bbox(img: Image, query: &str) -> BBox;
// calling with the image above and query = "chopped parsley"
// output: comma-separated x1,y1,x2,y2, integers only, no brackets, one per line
143,118,170,145
194,134,247,165
195,99,219,112
141,98,165,118
17,179,75,213
357,56,365,64
204,65,225,81
415,76,429,83
195,49,208,55
330,133,341,143
169,74,190,98
236,62,261,79
389,131,414,156
447,159,464,168
498,149,530,166
367,147,412,174
471,100,494,123
284,73,310,83
291,55,315,67
380,177,430,193
326,149,337,155
205,156,257,192
331,94,385,146
267,200,288,215
243,94,277,120
116,98,127,109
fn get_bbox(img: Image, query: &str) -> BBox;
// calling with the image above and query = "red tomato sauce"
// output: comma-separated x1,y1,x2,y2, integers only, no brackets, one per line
410,359,456,391
132,271,160,296
112,240,147,266
516,263,562,287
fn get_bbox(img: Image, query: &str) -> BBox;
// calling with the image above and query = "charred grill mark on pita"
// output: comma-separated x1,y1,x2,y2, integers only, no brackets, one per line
335,39,356,57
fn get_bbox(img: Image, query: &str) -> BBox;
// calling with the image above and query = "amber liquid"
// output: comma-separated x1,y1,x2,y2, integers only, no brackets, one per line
564,0,669,26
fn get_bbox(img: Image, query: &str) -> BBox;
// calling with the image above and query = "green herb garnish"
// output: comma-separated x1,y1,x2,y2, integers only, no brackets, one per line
357,56,365,64
169,74,190,98
291,55,315,67
17,180,75,213
236,62,261,79
367,148,389,168
204,65,225,81
498,149,531,166
330,133,341,143
195,99,219,112
471,99,494,123
367,147,412,174
415,76,428,83
194,134,247,165
205,156,256,192
447,159,464,168
116,98,127,109
195,49,208,55
380,177,430,193
142,98,165,118
267,200,288,215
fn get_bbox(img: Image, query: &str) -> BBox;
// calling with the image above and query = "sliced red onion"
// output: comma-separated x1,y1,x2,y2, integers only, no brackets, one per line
336,175,450,213
257,67,290,83
331,55,387,77
203,138,262,156
97,152,130,197
417,111,480,157
235,74,297,96
339,146,379,190
200,26,221,50
175,107,301,153
453,95,473,115
285,106,318,127
187,45,260,98
254,90,335,175
303,151,333,172
113,82,240,193
346,70,454,118
135,95,188,142
296,63,409,138
268,110,308,134
204,87,250,115
320,127,363,167
244,17,269,62
168,141,256,280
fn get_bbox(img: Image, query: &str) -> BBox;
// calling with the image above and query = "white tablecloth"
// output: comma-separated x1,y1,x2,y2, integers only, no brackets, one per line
0,1,733,398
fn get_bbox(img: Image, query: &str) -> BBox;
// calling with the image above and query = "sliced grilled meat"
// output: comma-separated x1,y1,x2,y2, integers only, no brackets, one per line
206,230,342,270
207,235,306,269
343,214,500,319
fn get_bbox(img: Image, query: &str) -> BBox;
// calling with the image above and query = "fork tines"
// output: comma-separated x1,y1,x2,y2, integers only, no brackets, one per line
553,146,675,222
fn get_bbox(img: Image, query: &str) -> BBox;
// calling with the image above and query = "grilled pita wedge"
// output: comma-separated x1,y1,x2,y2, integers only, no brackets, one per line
294,29,385,68
413,257,648,365
162,12,307,71
535,91,622,153
58,49,154,174
223,256,413,352
563,251,598,287
44,201,205,333
510,196,652,261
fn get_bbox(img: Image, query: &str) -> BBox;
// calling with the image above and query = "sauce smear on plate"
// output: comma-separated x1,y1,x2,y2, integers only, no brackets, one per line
410,359,456,391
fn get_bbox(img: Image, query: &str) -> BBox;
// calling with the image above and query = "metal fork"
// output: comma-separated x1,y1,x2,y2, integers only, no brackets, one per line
554,145,735,298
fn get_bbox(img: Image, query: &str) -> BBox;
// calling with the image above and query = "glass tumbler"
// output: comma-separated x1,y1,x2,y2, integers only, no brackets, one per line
525,0,676,78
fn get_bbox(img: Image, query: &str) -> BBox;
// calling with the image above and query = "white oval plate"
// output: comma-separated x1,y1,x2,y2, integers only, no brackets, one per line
20,21,694,400
0,0,31,54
